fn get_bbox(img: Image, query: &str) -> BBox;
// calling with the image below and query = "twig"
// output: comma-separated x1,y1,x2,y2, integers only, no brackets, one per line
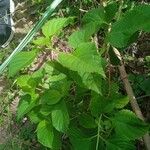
136,94,150,100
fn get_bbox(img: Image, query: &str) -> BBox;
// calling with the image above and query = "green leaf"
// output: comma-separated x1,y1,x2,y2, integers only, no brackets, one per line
40,105,53,116
106,136,135,150
16,75,32,92
68,125,93,150
90,93,102,117
8,50,37,77
58,43,105,77
33,37,50,46
42,17,73,37
111,110,149,140
70,137,92,150
68,22,100,48
108,5,150,48
28,108,43,124
37,120,54,148
90,92,115,117
80,72,102,94
82,7,106,25
52,129,62,150
140,79,150,95
114,95,129,109
51,100,69,132
16,69,44,96
40,89,62,105
79,113,97,129
105,2,118,22
90,85,129,117
17,95,31,120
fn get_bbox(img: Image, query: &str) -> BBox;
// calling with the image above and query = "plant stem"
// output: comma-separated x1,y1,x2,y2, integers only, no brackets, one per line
96,115,102,150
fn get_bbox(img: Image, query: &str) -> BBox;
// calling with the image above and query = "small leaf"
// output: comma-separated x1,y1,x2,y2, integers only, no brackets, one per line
90,92,115,117
40,89,62,105
16,69,44,95
40,105,53,116
51,100,69,132
111,110,149,140
17,95,31,120
42,17,73,37
79,113,97,128
114,95,129,109
90,87,129,117
33,37,50,46
16,75,32,92
105,2,118,22
82,7,106,25
68,22,100,48
80,72,102,94
37,120,54,148
8,50,37,77
28,108,43,124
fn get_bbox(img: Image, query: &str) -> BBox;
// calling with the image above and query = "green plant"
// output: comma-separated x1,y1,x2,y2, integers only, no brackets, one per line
1,1,150,150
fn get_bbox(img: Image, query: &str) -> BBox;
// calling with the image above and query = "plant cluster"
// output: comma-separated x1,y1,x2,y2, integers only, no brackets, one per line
1,0,150,150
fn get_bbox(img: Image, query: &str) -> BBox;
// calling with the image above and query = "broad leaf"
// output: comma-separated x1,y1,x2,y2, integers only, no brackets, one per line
42,17,73,37
108,5,150,48
37,120,54,148
8,50,37,77
51,100,69,132
58,43,105,77
40,89,62,105
111,110,149,140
